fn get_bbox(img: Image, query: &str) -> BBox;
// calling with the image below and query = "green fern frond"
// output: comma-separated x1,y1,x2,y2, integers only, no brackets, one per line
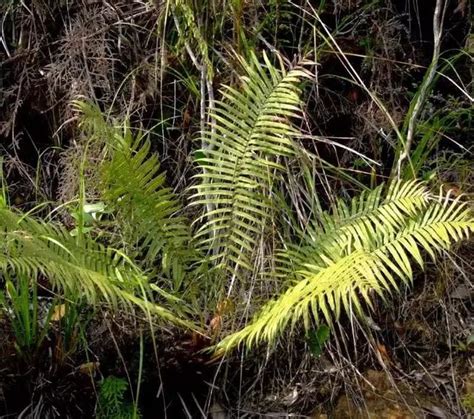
216,182,473,351
74,101,193,289
0,207,190,327
280,180,430,274
101,124,193,284
191,52,310,275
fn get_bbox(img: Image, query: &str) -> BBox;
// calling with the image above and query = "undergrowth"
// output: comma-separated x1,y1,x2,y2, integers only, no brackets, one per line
0,0,472,417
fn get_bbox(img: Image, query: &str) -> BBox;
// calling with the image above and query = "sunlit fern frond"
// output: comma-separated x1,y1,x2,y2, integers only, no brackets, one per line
74,101,193,289
0,207,191,326
217,182,473,351
279,180,431,274
191,52,310,276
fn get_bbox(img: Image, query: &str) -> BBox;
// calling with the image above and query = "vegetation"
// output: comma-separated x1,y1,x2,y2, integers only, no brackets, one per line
0,0,472,417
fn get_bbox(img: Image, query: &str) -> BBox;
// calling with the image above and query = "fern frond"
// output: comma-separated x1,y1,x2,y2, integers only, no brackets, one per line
74,101,193,289
192,52,310,275
0,207,191,327
217,183,473,351
280,180,430,274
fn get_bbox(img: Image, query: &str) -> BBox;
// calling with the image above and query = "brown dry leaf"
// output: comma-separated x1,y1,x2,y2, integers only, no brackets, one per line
375,343,393,366
190,331,210,350
50,304,66,322
182,108,192,130
454,0,467,16
209,315,222,334
442,183,462,197
78,361,100,375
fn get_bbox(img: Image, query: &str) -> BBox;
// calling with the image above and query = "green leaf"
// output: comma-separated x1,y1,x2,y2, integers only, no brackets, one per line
74,101,195,289
194,150,206,162
306,324,330,357
467,334,474,346
193,51,309,277
0,206,194,328
216,181,474,352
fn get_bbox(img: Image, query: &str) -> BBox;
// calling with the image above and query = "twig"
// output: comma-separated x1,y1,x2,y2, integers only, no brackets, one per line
297,0,405,154
170,3,216,220
396,0,445,178
0,8,155,68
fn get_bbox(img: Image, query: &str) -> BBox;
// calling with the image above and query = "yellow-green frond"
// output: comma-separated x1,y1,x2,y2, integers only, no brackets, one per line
192,51,310,276
0,207,191,327
217,182,473,352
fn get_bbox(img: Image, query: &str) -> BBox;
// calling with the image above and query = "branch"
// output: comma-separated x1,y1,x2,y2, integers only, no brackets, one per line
396,0,444,179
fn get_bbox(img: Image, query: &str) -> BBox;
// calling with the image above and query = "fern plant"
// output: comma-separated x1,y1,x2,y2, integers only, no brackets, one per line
217,180,473,351
191,51,310,276
0,153,192,328
1,54,471,363
74,102,194,290
0,204,191,325
97,376,139,419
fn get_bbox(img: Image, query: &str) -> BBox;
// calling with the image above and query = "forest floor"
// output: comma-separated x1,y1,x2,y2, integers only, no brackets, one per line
0,0,473,417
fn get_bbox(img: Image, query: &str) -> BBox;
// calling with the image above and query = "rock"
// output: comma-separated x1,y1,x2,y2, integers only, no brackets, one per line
316,370,449,418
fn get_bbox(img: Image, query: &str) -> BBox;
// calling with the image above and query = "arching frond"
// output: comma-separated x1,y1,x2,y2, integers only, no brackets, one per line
279,180,430,274
191,52,310,275
74,101,194,290
217,183,473,351
0,207,191,327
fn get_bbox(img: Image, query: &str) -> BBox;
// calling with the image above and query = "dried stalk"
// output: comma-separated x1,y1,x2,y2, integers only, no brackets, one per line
396,0,445,178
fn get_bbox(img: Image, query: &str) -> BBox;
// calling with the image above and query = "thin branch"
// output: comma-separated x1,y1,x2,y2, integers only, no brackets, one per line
396,0,445,178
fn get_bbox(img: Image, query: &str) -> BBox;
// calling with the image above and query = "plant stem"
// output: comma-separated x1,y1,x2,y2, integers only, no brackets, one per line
395,0,445,179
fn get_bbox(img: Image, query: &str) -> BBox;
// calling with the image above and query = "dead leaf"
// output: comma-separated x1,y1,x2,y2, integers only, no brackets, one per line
454,0,467,16
450,284,472,299
50,304,66,322
209,315,222,335
375,343,392,366
78,361,100,375
442,183,462,197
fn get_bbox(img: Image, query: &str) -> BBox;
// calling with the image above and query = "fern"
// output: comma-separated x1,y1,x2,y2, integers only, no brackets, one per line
0,206,190,327
74,101,193,290
191,51,310,275
97,376,138,419
279,180,430,274
217,181,473,351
